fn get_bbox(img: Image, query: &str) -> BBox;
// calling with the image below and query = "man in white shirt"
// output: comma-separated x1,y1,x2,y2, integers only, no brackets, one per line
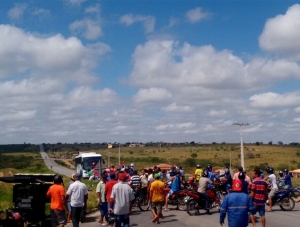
66,173,88,227
110,172,135,227
265,167,278,212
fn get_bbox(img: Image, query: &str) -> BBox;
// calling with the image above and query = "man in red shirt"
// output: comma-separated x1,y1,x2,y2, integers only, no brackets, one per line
46,175,67,227
105,173,118,206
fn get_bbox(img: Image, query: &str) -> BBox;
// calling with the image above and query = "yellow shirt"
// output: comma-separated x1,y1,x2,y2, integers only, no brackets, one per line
195,169,203,181
150,180,165,202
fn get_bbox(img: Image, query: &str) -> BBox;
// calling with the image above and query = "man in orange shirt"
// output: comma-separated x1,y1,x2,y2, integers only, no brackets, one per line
150,173,165,224
46,175,67,227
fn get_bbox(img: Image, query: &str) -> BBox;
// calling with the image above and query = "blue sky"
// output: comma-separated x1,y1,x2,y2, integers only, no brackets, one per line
0,0,300,144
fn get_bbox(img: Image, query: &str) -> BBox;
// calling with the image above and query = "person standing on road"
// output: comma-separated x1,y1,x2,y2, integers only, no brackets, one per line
265,167,278,212
249,169,268,227
46,174,67,227
220,179,254,227
66,173,88,227
110,172,135,227
149,173,165,224
96,174,108,226
283,168,292,186
66,174,76,223
105,172,118,227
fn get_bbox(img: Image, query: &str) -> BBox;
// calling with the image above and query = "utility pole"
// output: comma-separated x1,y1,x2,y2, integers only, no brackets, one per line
233,122,249,169
118,143,121,166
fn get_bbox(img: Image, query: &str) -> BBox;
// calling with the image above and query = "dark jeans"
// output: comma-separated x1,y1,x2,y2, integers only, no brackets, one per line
115,214,130,227
71,206,82,227
199,192,209,210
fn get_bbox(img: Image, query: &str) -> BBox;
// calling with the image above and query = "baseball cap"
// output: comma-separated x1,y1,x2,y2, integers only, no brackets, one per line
232,179,242,191
118,172,128,181
154,173,160,179
73,173,81,180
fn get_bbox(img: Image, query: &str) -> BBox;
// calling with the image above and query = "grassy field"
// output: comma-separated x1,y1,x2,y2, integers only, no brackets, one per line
92,144,300,174
1,144,300,212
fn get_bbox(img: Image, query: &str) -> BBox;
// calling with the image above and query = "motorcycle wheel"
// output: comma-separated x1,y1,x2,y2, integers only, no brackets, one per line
138,197,150,211
177,197,187,211
279,196,295,211
186,199,199,216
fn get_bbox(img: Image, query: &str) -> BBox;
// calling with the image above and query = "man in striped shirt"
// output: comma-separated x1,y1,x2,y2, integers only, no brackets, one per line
249,169,268,227
130,170,141,189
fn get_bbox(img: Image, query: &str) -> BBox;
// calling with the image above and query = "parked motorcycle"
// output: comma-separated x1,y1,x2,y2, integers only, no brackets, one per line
186,187,221,215
266,186,296,211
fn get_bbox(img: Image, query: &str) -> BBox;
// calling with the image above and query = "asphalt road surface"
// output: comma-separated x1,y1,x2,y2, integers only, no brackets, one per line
69,202,300,227
39,144,74,177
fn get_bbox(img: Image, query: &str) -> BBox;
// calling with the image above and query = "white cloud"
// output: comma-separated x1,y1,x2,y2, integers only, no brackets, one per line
68,0,86,6
249,91,300,108
168,16,179,28
163,103,192,112
120,14,155,33
185,7,210,24
0,25,110,82
32,8,51,16
259,4,300,60
69,18,103,40
209,110,227,117
0,110,36,122
133,88,172,103
7,3,27,20
85,4,101,14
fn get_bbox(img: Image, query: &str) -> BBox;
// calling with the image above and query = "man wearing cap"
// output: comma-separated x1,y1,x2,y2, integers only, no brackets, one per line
96,174,108,225
105,172,118,202
220,179,254,227
110,171,135,227
150,173,165,224
66,173,88,227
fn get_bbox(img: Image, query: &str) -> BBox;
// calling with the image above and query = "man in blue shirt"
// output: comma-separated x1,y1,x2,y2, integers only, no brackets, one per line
220,180,254,227
284,169,292,186
164,169,180,211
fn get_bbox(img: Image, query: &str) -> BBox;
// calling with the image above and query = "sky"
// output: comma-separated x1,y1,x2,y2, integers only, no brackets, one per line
0,0,300,145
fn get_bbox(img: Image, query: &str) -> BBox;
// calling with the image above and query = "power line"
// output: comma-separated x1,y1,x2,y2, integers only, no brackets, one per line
232,122,249,169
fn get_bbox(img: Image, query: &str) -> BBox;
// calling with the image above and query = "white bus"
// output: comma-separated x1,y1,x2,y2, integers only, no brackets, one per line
74,152,104,179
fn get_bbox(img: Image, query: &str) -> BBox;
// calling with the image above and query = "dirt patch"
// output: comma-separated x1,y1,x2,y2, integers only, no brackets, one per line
54,159,74,169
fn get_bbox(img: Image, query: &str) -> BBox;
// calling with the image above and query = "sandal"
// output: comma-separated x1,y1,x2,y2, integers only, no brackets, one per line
163,209,169,212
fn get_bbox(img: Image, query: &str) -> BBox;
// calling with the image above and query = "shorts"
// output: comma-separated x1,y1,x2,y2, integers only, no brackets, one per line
50,209,66,226
269,189,278,198
251,205,265,217
167,189,174,198
151,202,164,213
67,201,71,212
99,202,108,216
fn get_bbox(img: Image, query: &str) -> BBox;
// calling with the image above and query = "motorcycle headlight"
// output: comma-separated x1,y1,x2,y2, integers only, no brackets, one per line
0,211,7,220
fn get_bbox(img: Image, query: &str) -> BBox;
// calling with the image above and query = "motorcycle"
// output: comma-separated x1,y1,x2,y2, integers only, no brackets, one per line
185,186,222,215
266,186,297,211
165,188,189,211
0,209,24,227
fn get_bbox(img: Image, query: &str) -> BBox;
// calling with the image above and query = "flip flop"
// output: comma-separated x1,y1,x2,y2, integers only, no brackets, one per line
266,209,273,212
163,209,169,212
152,216,159,223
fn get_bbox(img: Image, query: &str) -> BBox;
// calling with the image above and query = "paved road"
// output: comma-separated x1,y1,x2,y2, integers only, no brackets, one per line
39,144,74,177
74,202,300,227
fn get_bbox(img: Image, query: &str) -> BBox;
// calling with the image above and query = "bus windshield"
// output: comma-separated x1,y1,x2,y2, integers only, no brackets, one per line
82,157,101,171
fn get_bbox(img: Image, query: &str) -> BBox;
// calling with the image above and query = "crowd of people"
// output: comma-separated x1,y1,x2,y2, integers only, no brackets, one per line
45,162,293,227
